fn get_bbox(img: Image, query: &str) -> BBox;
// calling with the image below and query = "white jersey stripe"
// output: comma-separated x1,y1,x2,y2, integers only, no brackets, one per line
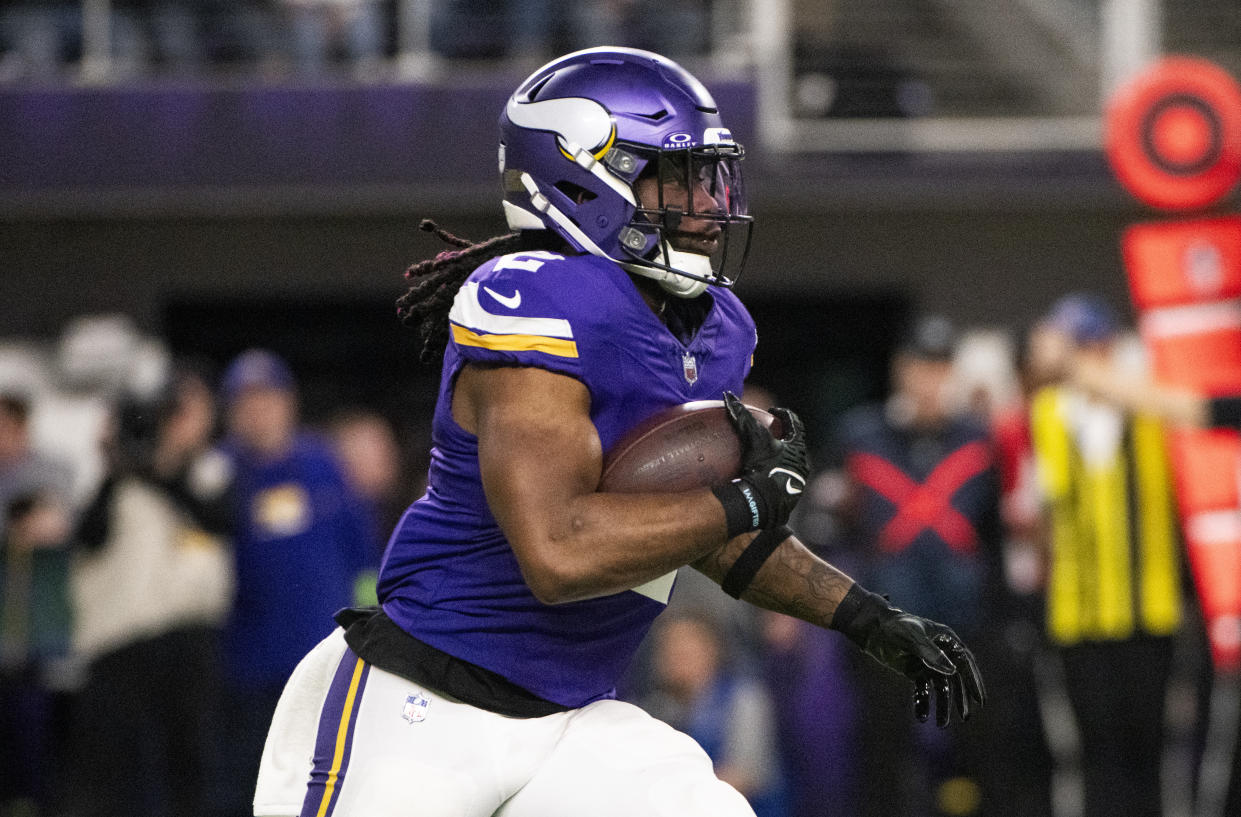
449,281,575,339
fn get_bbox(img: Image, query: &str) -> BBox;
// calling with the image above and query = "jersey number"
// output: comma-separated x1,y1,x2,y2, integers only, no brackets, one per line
493,251,564,273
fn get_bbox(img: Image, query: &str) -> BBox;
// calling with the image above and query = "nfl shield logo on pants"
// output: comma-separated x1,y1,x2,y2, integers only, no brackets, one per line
682,351,699,385
402,691,430,723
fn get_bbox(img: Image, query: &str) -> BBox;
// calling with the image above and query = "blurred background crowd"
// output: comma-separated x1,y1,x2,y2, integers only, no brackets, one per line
0,0,724,84
0,303,1223,817
4,1,1241,817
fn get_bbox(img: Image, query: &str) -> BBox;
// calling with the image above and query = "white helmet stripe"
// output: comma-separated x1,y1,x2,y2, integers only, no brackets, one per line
506,96,614,154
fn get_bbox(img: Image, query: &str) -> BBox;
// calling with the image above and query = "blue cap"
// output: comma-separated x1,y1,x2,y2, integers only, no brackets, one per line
897,315,957,360
1045,293,1118,345
221,349,295,402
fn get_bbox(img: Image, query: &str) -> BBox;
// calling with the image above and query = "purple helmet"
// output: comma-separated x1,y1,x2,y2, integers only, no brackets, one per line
499,47,752,298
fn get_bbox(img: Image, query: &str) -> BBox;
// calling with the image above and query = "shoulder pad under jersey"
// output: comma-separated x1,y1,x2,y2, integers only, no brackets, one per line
447,251,612,378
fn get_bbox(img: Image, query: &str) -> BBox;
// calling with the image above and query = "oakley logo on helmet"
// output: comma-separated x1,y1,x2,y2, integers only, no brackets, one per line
662,132,696,148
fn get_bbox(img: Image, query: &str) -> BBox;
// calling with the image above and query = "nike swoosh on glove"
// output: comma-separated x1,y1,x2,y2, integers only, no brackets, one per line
711,391,810,537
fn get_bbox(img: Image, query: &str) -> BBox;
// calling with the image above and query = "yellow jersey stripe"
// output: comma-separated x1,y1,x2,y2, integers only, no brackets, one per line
1032,386,1182,645
1134,417,1182,634
1034,390,1081,643
1047,497,1081,643
316,658,366,817
1092,464,1133,637
451,324,579,358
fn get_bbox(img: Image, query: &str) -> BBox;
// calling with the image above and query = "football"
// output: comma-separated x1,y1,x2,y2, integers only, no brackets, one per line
599,400,778,493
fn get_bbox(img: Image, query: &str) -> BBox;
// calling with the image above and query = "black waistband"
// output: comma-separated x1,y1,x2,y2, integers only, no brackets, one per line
333,606,571,719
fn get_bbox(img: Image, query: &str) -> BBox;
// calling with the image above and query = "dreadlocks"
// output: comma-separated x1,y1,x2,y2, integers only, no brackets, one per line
397,220,562,364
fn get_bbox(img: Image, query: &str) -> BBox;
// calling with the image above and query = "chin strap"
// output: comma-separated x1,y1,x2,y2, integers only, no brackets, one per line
621,244,712,298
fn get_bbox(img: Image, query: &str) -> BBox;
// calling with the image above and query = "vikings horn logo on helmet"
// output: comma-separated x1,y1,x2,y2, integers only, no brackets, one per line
497,47,753,299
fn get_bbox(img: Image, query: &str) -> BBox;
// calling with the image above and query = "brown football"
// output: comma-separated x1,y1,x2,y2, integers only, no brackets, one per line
599,400,778,493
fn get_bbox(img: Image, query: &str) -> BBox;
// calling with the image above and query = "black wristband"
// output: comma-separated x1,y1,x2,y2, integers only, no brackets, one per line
711,479,766,539
720,524,793,599
830,583,892,647
1209,395,1241,429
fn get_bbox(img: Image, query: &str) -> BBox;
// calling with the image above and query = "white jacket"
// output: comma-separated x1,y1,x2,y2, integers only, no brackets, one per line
72,470,234,660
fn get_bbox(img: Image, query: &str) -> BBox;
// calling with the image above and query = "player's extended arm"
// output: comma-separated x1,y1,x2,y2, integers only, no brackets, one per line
457,363,739,605
694,531,985,726
1072,356,1241,430
694,530,852,630
693,397,986,726
1069,354,1209,426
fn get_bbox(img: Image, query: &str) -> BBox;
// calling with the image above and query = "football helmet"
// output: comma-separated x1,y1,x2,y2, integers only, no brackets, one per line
499,47,752,298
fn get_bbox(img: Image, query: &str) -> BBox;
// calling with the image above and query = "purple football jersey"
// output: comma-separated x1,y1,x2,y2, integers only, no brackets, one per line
377,250,756,707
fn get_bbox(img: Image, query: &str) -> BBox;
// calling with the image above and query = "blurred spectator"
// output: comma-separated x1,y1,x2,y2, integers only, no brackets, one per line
215,348,371,817
643,610,789,817
505,0,623,64
136,0,207,74
0,1,148,82
627,0,710,59
975,323,1061,817
424,0,711,64
0,1,80,82
835,314,1000,817
760,610,860,817
951,329,1020,425
1044,306,1241,816
991,320,1082,608
1027,293,1185,817
327,407,404,603
328,407,405,549
279,0,385,78
69,363,234,817
0,0,719,82
0,392,75,545
46,314,163,507
151,0,281,75
770,391,866,817
0,391,75,817
425,0,619,62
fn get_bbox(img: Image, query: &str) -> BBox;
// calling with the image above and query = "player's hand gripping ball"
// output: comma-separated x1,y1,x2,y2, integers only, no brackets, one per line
599,394,808,535
716,391,809,534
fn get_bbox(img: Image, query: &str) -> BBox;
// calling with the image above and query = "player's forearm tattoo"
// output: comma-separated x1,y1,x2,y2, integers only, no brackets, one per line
694,535,854,629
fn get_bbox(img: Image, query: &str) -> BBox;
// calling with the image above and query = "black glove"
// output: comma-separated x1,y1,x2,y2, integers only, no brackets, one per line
832,584,985,727
711,391,809,538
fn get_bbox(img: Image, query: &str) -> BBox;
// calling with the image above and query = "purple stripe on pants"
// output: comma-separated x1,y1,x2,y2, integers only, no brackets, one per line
300,647,371,817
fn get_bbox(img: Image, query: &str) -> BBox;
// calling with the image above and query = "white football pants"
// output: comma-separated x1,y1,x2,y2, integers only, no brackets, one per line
254,629,756,817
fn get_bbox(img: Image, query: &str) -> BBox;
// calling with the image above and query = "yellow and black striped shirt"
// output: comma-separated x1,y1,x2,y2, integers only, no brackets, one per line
1030,386,1182,645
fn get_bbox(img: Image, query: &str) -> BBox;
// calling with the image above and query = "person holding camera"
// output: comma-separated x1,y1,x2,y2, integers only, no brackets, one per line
70,364,235,817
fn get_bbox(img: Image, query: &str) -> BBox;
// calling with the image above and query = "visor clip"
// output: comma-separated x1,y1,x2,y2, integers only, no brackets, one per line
620,227,648,251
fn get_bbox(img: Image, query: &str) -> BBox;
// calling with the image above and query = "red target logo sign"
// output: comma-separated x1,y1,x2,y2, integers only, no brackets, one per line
1106,56,1241,212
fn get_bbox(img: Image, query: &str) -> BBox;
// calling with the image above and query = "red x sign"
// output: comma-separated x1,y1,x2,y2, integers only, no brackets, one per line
848,441,992,554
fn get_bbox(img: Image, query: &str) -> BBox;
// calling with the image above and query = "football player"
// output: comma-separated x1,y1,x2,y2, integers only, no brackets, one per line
253,47,984,817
